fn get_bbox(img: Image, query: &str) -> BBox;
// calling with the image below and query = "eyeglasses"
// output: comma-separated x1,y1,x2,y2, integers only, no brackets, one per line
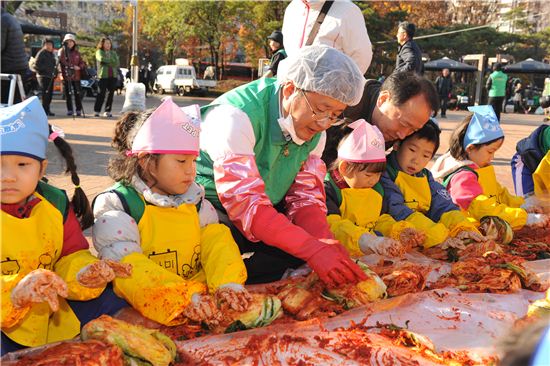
299,89,348,127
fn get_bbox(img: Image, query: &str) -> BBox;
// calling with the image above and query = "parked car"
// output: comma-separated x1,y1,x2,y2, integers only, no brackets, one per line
154,64,216,96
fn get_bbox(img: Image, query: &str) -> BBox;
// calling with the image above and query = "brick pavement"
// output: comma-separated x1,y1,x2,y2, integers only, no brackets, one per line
42,92,548,237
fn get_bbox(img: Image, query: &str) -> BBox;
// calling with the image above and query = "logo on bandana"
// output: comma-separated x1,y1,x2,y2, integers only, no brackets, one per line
437,189,452,201
0,119,25,136
181,122,199,137
371,137,384,150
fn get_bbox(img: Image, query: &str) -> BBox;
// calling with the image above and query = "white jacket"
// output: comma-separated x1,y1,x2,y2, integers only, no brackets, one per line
282,0,372,74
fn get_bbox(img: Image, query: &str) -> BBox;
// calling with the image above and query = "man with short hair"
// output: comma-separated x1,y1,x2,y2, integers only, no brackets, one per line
322,71,439,166
486,62,508,122
197,45,368,286
435,68,452,118
394,21,424,75
33,39,57,116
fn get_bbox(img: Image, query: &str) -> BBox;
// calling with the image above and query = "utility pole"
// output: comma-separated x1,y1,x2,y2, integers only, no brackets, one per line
130,0,139,82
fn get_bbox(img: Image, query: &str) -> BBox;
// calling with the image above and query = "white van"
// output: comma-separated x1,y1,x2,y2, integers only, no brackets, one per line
154,64,216,95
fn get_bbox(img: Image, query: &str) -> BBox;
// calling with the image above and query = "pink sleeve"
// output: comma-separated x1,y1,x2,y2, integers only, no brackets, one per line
285,155,333,239
447,170,484,210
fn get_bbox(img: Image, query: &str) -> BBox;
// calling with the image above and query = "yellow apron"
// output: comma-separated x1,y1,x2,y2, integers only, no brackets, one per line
475,165,500,203
139,202,203,280
1,193,80,347
113,199,208,325
394,172,432,213
393,172,448,248
534,150,550,197
340,188,383,231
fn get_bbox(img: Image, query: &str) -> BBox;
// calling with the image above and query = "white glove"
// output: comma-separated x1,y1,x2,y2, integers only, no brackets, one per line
359,233,405,257
526,213,549,228
183,293,223,325
215,283,252,312
456,230,486,243
439,237,467,251
521,195,544,214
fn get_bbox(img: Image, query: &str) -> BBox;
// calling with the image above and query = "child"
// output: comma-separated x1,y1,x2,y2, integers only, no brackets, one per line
431,105,549,229
92,97,251,327
325,120,425,257
379,119,484,249
1,97,129,355
511,124,550,208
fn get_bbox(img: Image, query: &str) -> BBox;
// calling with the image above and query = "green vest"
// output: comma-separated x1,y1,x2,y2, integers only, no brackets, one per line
488,71,508,97
196,78,321,210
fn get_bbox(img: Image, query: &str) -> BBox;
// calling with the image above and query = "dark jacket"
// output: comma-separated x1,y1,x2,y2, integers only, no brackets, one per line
516,124,550,173
322,79,382,167
435,75,453,97
268,48,287,77
34,48,57,77
1,8,28,73
395,39,423,75
59,46,85,81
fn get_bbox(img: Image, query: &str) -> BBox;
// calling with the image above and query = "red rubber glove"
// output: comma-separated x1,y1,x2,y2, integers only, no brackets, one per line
305,239,367,288
291,205,335,240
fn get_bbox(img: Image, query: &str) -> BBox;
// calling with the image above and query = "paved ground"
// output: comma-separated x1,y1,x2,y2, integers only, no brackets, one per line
42,91,548,237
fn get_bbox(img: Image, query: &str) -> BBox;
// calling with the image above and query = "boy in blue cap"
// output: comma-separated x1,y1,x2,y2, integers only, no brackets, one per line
1,97,129,355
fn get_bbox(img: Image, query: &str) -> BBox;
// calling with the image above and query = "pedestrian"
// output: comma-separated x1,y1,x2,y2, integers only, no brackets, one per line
394,21,424,75
513,81,525,114
263,30,286,78
32,39,57,116
138,64,150,97
196,45,368,286
282,0,372,74
431,105,549,231
94,37,119,118
1,97,129,355
485,62,508,122
92,98,251,326
435,68,453,118
58,33,85,117
323,71,439,167
1,4,28,105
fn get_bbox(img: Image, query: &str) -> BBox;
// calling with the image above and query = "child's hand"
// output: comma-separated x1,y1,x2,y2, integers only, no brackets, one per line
11,269,68,311
521,196,545,214
104,259,132,278
399,228,426,248
456,230,485,243
526,213,550,228
215,283,252,312
183,293,223,325
359,233,406,257
77,261,116,288
439,237,467,251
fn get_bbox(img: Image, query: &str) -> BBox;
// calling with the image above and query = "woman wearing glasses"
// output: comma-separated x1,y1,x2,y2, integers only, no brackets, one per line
196,45,367,287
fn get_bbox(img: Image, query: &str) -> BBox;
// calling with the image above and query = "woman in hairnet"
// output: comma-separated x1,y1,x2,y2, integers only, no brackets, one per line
196,45,368,287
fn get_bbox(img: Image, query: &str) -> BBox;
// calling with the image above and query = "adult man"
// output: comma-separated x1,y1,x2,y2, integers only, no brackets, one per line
322,71,439,166
33,39,57,116
196,46,368,286
1,4,28,104
282,0,372,74
394,21,423,75
263,30,286,78
486,63,508,122
435,68,452,118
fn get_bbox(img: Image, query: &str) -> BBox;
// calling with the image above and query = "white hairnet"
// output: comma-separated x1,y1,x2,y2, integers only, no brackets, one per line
278,45,366,106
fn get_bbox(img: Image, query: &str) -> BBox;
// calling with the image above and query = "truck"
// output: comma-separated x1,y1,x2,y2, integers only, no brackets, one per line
154,59,216,96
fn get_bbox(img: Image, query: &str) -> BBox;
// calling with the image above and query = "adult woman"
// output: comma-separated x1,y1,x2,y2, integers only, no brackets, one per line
94,37,119,117
59,33,85,116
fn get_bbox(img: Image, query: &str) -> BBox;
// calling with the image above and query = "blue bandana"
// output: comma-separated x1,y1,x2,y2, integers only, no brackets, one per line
463,105,504,149
0,96,49,160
